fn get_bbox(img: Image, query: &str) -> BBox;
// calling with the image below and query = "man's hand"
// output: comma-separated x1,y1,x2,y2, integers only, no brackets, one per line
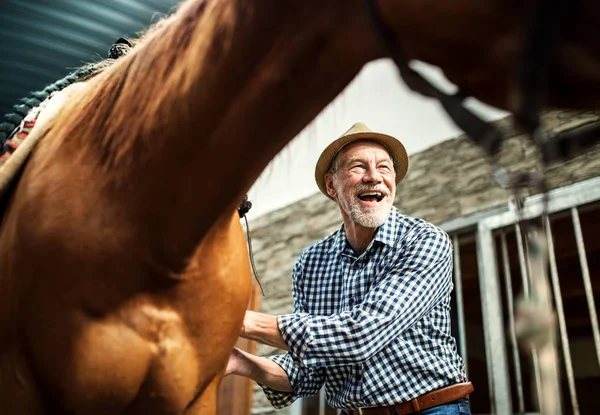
240,310,289,351
225,347,249,377
223,346,293,392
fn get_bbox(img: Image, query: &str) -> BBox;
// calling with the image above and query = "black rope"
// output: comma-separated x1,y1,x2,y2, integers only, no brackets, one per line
364,0,504,158
238,196,265,296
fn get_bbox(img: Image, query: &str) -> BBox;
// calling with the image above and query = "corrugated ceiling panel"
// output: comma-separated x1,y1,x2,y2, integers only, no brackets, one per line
0,0,180,119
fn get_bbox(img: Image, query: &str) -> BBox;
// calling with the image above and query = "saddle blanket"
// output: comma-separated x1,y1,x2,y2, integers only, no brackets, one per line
0,82,87,206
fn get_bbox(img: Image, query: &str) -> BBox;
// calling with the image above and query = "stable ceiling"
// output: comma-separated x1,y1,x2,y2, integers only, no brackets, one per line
0,0,181,120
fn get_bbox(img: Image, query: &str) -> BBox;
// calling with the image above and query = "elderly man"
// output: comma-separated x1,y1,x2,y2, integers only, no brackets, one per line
226,123,472,414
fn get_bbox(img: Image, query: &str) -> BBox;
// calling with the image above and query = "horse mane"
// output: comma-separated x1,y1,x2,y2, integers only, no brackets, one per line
41,0,237,179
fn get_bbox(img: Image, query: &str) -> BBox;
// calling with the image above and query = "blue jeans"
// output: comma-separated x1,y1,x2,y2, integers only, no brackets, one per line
420,398,471,414
341,399,472,414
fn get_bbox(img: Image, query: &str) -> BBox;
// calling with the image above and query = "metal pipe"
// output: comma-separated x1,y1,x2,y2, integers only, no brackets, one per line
515,224,543,404
477,224,512,414
571,208,600,366
545,217,580,415
500,232,526,414
452,234,469,375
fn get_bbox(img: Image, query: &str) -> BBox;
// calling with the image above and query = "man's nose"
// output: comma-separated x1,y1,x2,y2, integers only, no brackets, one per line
362,165,383,183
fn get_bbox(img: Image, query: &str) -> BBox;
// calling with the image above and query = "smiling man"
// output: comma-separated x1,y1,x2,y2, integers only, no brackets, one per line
225,123,473,414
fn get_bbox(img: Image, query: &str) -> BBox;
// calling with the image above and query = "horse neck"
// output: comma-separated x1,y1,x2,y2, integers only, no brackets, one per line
44,0,380,271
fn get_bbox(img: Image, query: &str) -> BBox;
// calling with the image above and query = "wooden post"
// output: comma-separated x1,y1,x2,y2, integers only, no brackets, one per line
217,282,263,415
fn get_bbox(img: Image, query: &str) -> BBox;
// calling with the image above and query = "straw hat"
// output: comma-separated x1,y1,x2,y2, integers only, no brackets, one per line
314,122,409,198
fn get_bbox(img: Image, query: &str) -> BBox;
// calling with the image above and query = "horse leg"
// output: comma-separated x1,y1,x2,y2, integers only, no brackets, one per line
183,375,222,415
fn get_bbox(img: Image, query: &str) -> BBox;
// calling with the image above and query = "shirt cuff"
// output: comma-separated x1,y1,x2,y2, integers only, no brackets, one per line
259,354,300,409
277,313,313,365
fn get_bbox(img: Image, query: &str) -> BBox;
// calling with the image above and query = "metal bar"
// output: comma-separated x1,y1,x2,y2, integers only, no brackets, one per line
441,176,600,234
476,223,512,414
515,223,543,407
500,232,526,414
290,399,302,415
515,224,531,297
476,179,600,231
478,240,495,411
545,218,580,415
319,388,325,415
452,234,469,375
571,208,600,366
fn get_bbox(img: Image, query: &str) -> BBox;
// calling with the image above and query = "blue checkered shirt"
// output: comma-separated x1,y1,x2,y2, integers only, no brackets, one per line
261,207,467,410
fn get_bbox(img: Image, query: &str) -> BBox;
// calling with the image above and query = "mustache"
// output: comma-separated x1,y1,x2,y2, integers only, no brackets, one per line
353,184,390,197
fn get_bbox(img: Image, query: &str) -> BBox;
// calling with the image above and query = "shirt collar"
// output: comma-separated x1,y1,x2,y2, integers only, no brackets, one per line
328,206,400,254
373,206,400,248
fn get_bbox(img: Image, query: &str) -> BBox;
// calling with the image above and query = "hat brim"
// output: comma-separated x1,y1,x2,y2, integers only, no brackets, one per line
314,131,409,199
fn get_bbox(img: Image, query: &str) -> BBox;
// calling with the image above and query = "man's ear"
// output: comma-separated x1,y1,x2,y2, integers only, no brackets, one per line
325,173,337,199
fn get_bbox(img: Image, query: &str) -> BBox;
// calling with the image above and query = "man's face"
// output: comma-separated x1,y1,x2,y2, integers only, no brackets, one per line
325,141,396,228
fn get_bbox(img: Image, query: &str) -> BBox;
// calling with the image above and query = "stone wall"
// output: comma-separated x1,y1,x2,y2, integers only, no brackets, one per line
247,110,600,415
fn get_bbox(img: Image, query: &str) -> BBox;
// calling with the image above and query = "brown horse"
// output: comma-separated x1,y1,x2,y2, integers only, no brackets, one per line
0,0,599,414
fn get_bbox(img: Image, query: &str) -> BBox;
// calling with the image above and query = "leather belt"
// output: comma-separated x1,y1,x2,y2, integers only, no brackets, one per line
352,382,474,415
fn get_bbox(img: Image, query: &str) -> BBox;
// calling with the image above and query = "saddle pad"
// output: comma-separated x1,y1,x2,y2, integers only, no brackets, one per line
0,82,87,206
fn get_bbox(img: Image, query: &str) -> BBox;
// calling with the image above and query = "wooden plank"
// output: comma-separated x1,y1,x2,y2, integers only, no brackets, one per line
217,282,262,415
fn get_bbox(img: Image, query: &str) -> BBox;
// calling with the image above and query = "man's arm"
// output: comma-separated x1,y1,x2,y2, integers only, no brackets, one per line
241,310,289,351
225,347,292,392
233,257,326,409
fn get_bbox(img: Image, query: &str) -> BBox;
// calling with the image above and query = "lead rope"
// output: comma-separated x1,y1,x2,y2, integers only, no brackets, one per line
238,196,265,296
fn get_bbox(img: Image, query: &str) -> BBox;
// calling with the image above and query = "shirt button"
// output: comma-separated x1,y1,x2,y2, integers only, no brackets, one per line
348,297,355,306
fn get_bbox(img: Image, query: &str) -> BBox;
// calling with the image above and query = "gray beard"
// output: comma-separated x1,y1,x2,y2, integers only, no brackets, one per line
348,204,392,228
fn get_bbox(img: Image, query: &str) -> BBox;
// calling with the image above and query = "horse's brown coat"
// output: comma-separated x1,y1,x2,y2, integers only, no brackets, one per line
1,0,599,413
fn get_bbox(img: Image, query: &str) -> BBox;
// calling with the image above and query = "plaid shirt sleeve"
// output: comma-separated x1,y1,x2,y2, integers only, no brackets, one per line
278,228,453,368
260,260,326,408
